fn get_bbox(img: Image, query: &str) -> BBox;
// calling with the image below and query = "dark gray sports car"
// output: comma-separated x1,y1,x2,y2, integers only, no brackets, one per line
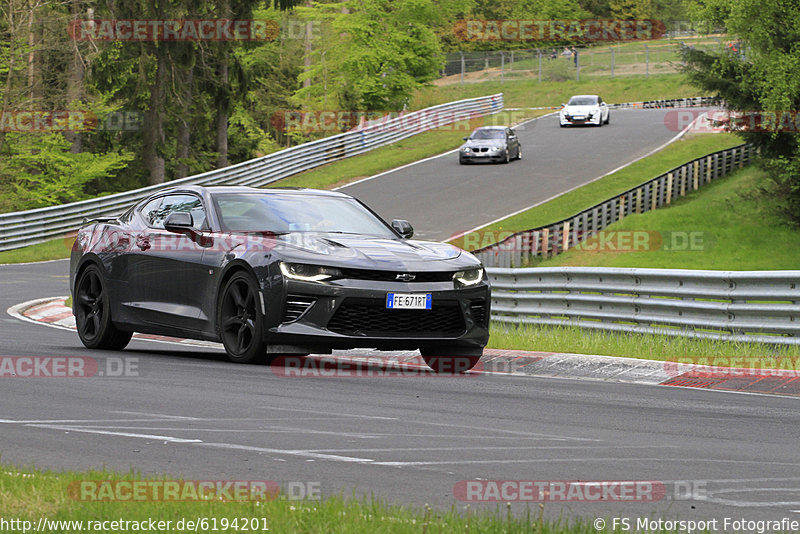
69,186,490,372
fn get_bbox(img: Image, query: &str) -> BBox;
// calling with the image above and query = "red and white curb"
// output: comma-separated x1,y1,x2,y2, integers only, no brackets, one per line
8,297,800,397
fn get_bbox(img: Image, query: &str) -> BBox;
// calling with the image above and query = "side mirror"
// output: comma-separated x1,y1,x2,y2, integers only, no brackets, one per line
391,219,414,239
463,137,468,141
164,211,194,234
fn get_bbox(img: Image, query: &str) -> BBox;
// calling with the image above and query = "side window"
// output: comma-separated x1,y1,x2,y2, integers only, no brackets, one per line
144,194,207,230
140,198,163,227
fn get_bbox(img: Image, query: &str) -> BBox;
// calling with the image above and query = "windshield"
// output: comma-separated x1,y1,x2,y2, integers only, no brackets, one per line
567,96,598,106
470,129,504,140
212,192,396,237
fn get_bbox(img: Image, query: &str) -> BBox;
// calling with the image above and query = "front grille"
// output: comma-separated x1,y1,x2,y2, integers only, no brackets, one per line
283,295,316,323
338,268,455,283
471,147,489,153
470,300,488,327
327,298,466,337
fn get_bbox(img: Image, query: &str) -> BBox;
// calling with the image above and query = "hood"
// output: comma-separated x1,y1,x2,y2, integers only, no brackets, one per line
563,104,600,115
268,233,474,270
461,138,505,149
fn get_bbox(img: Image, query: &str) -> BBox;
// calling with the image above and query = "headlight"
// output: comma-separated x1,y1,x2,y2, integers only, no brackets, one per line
280,262,341,282
461,147,471,153
453,267,484,287
488,146,501,152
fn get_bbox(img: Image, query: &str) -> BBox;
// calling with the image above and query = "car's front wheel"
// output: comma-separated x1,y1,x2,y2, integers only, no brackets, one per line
516,146,523,160
502,149,510,164
75,265,132,350
218,271,267,363
420,347,482,373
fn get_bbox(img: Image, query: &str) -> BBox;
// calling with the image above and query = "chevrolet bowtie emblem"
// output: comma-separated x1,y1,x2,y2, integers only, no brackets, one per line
395,273,416,282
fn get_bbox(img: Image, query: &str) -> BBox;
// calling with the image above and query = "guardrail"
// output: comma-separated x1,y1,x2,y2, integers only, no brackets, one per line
486,267,800,345
504,96,722,112
0,93,504,252
473,143,755,268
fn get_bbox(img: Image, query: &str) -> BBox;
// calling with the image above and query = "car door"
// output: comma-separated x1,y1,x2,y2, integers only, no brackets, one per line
506,128,520,158
598,96,608,121
125,193,210,331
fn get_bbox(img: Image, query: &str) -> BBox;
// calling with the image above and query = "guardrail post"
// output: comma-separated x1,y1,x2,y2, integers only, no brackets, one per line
693,160,699,190
618,195,626,220
542,228,550,257
610,47,615,78
679,167,686,197
706,156,712,183
537,50,542,83
636,187,643,213
651,181,658,211
666,173,673,204
562,221,570,251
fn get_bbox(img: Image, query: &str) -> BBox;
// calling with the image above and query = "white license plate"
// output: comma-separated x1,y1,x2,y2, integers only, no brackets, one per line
573,115,586,120
386,293,432,310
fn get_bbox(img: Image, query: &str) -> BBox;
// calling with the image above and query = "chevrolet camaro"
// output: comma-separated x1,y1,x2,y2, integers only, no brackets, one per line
69,186,490,372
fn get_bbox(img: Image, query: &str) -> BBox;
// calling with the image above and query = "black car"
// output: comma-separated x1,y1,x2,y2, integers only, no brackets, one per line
459,126,522,164
69,186,490,372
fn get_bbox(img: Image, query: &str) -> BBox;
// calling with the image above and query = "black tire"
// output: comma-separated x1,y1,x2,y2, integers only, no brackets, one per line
502,149,510,164
420,347,482,374
218,271,267,363
515,145,523,160
596,116,603,127
74,265,132,350
605,113,610,125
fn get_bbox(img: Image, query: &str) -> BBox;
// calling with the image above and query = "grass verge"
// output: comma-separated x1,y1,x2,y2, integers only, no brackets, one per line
536,165,800,270
0,465,612,533
484,163,800,360
488,323,800,365
414,73,697,110
0,237,72,265
451,133,744,251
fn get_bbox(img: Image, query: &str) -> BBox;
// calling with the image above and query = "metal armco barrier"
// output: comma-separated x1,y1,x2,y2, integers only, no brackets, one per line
487,267,800,345
474,143,755,268
0,93,504,251
612,96,722,109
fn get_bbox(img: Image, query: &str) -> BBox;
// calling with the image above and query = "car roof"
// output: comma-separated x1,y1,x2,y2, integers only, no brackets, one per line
146,185,351,199
569,94,600,100
472,125,507,130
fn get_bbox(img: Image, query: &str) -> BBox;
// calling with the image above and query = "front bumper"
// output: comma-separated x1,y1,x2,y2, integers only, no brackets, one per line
560,113,602,126
264,278,491,351
459,150,506,163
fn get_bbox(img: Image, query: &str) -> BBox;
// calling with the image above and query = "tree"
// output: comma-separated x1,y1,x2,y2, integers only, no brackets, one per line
683,0,800,220
296,0,471,111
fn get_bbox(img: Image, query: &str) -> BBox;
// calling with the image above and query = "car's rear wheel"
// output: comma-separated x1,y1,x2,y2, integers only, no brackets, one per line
75,265,132,350
420,347,482,374
218,271,267,363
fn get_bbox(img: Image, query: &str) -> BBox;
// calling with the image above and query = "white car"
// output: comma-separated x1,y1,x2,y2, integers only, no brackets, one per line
559,95,610,127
